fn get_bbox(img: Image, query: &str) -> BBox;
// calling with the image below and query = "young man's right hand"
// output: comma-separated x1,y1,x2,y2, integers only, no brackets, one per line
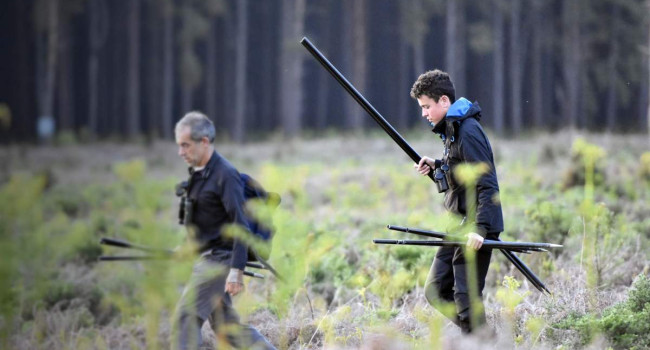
415,156,436,175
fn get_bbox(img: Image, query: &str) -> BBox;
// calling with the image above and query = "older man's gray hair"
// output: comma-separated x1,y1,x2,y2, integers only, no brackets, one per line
175,111,216,143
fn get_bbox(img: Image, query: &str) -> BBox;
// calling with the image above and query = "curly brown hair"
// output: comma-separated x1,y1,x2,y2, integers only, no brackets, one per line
410,69,456,103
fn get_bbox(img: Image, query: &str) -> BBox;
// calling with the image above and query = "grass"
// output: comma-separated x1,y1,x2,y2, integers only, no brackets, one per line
0,131,649,349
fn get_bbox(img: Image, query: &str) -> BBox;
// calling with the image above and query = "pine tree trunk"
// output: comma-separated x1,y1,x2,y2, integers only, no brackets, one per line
605,6,620,132
222,4,235,134
509,0,522,134
411,0,426,76
530,0,543,130
492,2,505,135
205,19,218,124
646,0,650,136
161,5,174,139
314,0,331,130
181,85,192,113
561,0,581,130
445,0,466,95
145,2,161,139
109,2,124,135
233,0,248,142
397,34,410,130
260,0,277,132
88,0,107,136
35,0,59,140
126,0,141,137
279,0,306,137
57,19,73,132
345,0,367,130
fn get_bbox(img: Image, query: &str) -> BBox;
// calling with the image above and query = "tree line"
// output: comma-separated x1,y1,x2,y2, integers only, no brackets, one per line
1,0,649,143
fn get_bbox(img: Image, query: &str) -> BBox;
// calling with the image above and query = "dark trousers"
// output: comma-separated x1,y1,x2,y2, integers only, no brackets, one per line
176,249,276,350
424,233,498,333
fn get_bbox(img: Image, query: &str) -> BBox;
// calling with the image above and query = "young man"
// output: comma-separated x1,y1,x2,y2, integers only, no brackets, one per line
411,70,504,333
174,112,276,349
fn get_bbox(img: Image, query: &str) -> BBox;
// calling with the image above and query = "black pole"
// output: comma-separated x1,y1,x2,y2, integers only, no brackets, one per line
302,37,551,294
99,255,162,261
300,37,435,182
500,250,550,294
98,256,265,279
100,237,174,254
373,239,554,251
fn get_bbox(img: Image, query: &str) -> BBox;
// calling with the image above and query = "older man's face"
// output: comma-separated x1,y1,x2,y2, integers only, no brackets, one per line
175,126,209,168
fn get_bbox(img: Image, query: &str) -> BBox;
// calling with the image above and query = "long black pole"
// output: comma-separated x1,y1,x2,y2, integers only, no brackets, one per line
100,237,174,254
98,256,265,279
300,37,435,182
301,37,550,295
373,239,555,251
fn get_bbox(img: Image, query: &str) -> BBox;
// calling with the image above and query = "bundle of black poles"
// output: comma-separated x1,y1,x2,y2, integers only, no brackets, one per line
98,237,266,279
384,225,562,253
373,239,558,252
381,226,558,294
301,37,553,295
377,226,562,253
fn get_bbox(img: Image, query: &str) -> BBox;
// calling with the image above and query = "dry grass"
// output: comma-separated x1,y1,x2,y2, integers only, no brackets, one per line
1,131,649,349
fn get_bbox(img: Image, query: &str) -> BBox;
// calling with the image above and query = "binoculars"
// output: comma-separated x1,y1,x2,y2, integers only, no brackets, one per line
433,161,449,193
176,181,193,226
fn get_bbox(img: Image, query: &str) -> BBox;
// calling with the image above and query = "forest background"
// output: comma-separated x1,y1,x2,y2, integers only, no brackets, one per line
1,0,650,141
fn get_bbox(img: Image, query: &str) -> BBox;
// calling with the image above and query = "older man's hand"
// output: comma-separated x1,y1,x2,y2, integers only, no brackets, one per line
225,269,244,296
466,232,484,251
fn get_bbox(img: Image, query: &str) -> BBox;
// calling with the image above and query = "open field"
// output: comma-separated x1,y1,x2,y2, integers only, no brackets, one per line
1,131,649,349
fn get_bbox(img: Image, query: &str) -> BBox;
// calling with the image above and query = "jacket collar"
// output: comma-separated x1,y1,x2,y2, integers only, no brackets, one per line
188,150,221,176
431,98,482,137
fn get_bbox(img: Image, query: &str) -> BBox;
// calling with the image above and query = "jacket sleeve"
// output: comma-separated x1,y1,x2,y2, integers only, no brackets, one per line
219,170,249,270
459,124,503,237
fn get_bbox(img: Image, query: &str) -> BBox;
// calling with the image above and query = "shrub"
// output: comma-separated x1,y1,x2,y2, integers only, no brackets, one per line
639,152,650,183
46,187,86,218
562,138,606,190
525,199,575,247
554,274,650,349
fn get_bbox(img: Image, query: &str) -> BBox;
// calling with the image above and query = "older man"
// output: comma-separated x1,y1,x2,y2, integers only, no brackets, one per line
174,111,275,349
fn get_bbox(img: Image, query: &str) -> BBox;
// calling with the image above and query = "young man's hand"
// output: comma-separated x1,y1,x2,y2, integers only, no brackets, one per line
466,232,484,250
225,269,244,296
414,156,435,175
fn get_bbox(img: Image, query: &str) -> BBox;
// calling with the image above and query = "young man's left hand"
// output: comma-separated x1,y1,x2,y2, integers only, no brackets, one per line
466,232,484,250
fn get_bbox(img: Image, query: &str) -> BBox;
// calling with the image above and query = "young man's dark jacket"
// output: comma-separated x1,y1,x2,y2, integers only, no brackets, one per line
185,151,248,270
431,97,504,237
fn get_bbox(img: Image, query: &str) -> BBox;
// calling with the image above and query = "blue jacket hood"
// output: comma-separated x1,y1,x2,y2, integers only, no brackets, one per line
446,97,473,118
432,97,482,134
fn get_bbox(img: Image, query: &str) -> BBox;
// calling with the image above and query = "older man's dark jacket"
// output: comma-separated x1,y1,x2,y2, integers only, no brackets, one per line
185,151,248,270
432,97,504,237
